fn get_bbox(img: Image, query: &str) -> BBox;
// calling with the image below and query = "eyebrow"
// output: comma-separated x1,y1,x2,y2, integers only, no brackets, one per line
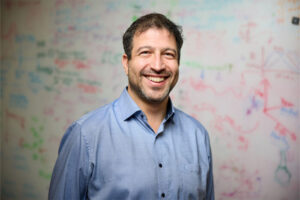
136,46,177,55
135,46,153,53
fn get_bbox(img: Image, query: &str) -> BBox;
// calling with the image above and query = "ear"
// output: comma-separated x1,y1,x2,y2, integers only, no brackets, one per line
122,54,129,76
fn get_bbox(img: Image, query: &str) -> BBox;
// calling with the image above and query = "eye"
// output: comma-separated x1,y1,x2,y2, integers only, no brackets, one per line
164,52,176,58
140,51,151,55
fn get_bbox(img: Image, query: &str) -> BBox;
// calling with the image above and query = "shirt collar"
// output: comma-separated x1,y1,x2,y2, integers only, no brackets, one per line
117,87,175,122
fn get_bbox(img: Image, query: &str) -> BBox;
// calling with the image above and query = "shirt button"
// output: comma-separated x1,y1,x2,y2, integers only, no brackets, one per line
161,193,165,198
158,163,163,168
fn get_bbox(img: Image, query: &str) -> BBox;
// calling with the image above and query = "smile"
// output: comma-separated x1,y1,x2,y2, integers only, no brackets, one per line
146,76,166,83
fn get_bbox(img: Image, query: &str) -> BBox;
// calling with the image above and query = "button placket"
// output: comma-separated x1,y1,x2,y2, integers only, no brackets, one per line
154,132,169,200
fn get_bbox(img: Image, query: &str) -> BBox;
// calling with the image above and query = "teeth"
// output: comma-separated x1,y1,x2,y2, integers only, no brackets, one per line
147,76,165,82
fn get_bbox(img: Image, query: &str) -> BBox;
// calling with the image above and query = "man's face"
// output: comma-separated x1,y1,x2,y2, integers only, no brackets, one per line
122,28,179,105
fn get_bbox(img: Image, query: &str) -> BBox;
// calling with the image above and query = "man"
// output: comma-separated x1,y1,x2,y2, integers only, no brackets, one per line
49,13,214,199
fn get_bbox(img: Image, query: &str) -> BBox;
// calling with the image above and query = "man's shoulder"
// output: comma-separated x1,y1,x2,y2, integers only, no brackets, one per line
76,100,115,127
173,107,207,132
173,107,212,149
58,100,118,153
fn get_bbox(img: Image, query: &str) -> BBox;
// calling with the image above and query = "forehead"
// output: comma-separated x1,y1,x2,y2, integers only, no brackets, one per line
132,28,176,49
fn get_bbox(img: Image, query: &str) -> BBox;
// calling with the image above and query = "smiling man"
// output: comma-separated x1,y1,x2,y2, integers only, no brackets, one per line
49,13,214,200
123,27,179,133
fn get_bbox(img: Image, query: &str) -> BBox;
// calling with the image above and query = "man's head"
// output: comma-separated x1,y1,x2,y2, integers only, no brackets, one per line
123,13,183,64
122,13,183,105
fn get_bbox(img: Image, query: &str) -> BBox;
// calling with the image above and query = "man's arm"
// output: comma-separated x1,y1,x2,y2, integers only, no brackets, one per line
205,131,215,200
206,154,215,200
48,123,91,200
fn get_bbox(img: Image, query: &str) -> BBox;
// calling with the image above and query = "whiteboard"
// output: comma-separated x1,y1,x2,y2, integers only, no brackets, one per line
1,0,299,199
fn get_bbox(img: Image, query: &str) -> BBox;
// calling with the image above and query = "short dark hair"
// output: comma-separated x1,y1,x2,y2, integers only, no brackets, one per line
122,13,183,64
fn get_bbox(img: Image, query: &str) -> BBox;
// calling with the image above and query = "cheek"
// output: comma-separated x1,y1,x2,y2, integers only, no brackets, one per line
173,71,179,85
170,64,179,76
165,59,178,69
130,61,145,74
128,64,141,79
171,66,179,84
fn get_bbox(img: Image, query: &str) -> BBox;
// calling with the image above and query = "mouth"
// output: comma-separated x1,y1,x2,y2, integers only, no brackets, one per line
145,76,166,83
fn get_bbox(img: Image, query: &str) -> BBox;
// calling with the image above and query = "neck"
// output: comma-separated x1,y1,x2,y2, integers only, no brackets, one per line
142,98,168,121
127,89,168,133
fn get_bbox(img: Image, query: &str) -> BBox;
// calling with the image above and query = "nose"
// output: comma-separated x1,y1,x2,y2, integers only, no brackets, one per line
151,53,165,72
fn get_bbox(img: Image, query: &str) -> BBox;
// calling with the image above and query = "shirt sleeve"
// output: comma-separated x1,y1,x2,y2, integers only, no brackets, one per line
205,130,215,200
48,122,92,200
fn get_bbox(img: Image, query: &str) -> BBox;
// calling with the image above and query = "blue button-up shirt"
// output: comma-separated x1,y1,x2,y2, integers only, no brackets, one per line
49,88,214,200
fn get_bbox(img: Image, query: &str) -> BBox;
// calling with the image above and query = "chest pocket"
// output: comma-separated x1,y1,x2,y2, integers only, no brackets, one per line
179,164,206,199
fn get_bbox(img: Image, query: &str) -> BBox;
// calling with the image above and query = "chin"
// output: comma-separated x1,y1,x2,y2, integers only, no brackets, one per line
143,91,170,104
